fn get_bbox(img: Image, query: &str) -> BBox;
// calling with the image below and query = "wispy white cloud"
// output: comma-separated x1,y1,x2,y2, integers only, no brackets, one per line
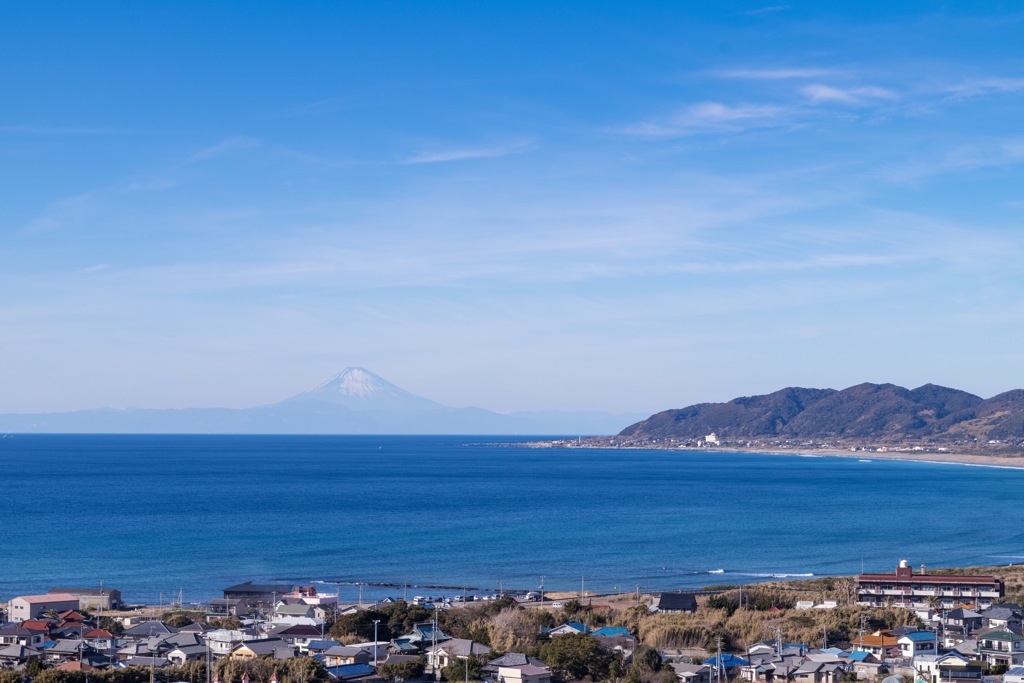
716,68,842,80
187,136,261,163
943,77,1024,99
801,84,897,104
401,139,534,164
620,101,791,137
881,138,1024,183
744,5,790,16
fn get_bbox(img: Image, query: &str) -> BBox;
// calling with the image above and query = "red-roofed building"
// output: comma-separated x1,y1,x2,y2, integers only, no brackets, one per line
857,560,1003,609
58,610,88,622
10,594,79,621
19,620,54,634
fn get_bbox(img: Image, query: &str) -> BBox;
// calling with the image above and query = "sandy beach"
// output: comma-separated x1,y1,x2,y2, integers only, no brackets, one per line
746,446,1024,469
536,440,1024,469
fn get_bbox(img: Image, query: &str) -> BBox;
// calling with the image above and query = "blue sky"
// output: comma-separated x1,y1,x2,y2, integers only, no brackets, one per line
4,2,1024,414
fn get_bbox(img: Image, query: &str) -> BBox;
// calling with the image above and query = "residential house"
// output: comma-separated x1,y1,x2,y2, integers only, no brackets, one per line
791,659,845,683
427,638,491,670
306,640,342,656
851,632,899,659
497,665,553,683
1004,666,1024,683
705,654,750,678
0,644,41,667
122,621,179,640
391,622,449,653
672,663,712,683
83,628,119,651
266,624,323,652
484,654,545,676
167,644,210,665
844,650,885,680
348,641,389,663
0,625,48,648
9,594,80,621
120,656,171,669
180,622,213,636
546,622,589,636
230,638,293,660
857,561,1004,609
940,608,983,644
654,593,698,614
275,603,315,621
591,626,632,638
206,629,262,657
976,628,1024,667
208,598,246,618
981,604,1023,632
324,663,375,681
42,639,95,663
222,582,298,612
914,652,981,683
593,634,636,662
898,631,938,659
323,646,371,667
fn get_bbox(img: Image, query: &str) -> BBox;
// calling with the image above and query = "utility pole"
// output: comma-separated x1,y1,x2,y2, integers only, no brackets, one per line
373,620,381,667
581,576,584,598
716,636,723,683
432,604,440,681
539,577,544,607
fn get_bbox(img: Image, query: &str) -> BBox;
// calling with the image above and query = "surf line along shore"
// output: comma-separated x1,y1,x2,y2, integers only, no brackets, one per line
528,440,1024,470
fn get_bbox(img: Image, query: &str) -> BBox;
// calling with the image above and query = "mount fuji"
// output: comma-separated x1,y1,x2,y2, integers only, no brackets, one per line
0,368,643,435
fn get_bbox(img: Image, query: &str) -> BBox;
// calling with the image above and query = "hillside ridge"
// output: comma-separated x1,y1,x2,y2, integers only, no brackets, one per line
619,382,1024,446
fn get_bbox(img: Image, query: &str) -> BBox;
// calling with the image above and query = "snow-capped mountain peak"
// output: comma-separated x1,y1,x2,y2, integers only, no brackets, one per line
286,367,445,412
315,367,391,397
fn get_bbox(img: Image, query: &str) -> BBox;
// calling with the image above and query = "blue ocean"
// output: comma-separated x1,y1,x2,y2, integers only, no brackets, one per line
1,434,1022,606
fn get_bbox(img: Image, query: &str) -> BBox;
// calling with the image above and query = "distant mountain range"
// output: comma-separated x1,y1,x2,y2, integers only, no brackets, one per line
0,368,644,435
620,382,1024,443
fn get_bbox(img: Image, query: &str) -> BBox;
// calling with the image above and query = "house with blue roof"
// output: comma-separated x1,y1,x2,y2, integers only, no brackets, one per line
1004,666,1024,683
913,652,979,683
591,626,631,638
325,663,376,681
704,653,749,672
898,631,937,659
546,622,589,637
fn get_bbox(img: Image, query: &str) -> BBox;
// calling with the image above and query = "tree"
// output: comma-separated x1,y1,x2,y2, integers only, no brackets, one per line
99,616,125,635
161,612,195,628
163,661,208,683
631,645,663,674
209,617,243,630
377,659,425,683
441,657,484,682
103,666,151,683
330,609,391,642
539,633,615,681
